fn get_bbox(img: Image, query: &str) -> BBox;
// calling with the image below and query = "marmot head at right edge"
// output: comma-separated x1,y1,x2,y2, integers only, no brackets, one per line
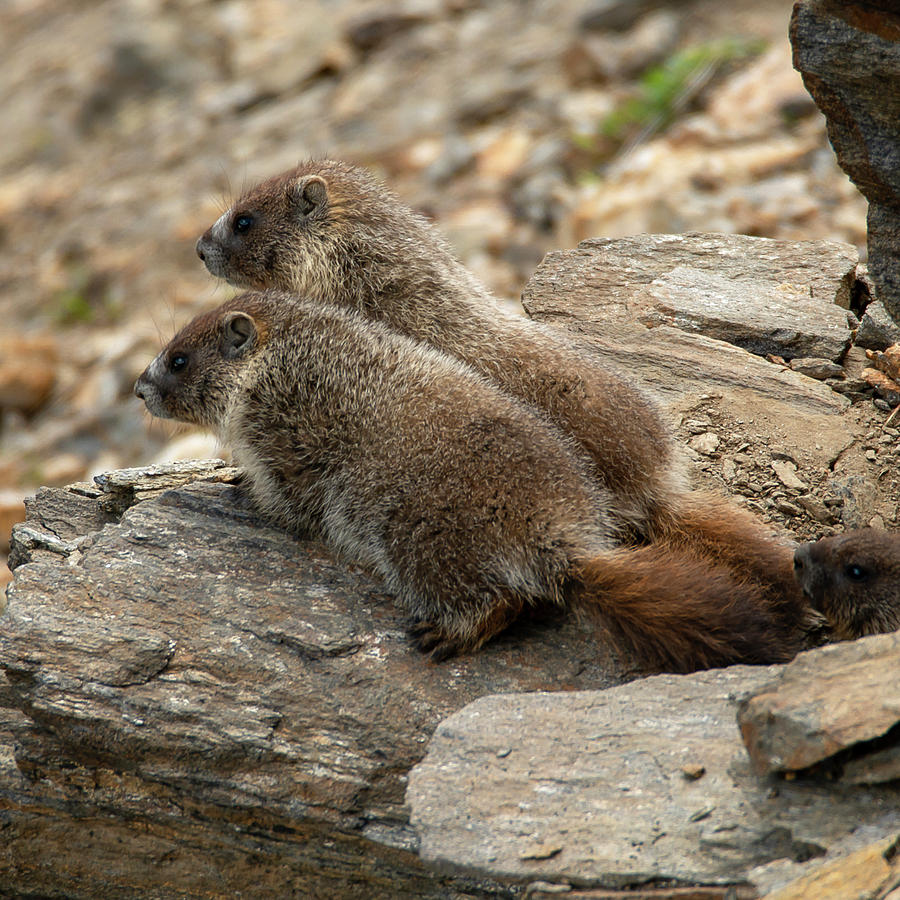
794,529,900,640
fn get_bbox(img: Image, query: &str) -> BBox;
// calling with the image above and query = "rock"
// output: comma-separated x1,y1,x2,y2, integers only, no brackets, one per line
771,459,808,492
91,458,240,514
830,476,880,529
5,465,239,572
840,343,871,379
0,334,58,416
562,11,679,85
707,45,812,142
343,0,437,54
475,127,532,181
689,431,720,456
407,659,900,895
775,500,802,518
763,836,900,900
826,376,871,396
525,234,855,362
867,344,900,381
795,495,836,526
856,301,900,351
0,490,25,556
578,0,660,32
563,121,865,248
788,358,844,380
0,470,625,898
6,481,114,571
862,369,900,407
738,633,900,779
223,1,343,97
522,236,853,480
791,0,900,326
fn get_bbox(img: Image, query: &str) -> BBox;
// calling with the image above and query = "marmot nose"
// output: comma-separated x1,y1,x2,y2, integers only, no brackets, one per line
196,238,206,262
134,378,146,400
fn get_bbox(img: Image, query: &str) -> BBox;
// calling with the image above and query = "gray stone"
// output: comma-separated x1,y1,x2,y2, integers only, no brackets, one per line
791,0,900,325
856,301,900,351
760,836,900,900
524,233,855,363
523,236,852,416
92,458,241,514
689,431,720,456
771,459,808,492
788,358,844,380
831,476,880,529
0,475,624,898
407,656,900,895
795,495,837,526
521,236,857,482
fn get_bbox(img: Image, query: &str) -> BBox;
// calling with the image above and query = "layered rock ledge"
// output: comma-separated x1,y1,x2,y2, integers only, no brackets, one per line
1,235,897,898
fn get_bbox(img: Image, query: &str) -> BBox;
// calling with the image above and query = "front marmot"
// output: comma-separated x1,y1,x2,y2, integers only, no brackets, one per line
136,291,813,673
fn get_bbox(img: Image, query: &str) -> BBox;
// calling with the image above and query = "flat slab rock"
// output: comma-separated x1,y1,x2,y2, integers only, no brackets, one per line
523,233,856,366
407,649,900,897
739,632,900,783
0,471,627,899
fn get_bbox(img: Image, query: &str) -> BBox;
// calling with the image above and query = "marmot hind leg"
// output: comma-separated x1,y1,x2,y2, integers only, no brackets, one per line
406,592,527,661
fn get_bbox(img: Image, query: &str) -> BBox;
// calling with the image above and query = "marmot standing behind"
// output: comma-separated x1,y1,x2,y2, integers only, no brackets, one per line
195,159,800,604
135,292,811,673
794,530,900,639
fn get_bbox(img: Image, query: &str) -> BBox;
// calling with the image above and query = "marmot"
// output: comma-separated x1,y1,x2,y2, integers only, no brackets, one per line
135,291,812,673
195,159,800,604
794,529,900,639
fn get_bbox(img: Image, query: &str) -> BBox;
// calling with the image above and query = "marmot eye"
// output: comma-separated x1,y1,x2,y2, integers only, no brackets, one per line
170,354,188,372
844,563,867,581
233,214,254,234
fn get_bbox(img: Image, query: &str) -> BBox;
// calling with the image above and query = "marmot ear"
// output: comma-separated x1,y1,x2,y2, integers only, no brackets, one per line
292,175,328,218
221,311,257,359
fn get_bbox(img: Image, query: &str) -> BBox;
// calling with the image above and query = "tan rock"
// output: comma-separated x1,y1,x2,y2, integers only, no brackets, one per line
475,127,532,181
0,334,58,416
707,44,809,140
763,836,899,900
738,633,900,777
41,453,88,487
0,491,26,556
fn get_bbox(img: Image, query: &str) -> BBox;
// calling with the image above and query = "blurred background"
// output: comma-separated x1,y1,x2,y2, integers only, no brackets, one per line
0,0,869,581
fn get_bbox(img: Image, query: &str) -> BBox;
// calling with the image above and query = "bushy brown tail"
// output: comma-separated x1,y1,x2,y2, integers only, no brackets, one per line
650,490,808,626
573,544,803,674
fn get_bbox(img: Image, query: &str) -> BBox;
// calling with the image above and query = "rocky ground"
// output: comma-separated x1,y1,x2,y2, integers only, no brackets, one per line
0,0,886,584
2,460,898,897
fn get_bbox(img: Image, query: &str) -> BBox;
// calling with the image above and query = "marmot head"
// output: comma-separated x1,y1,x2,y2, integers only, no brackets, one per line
135,295,270,428
793,529,900,639
195,160,430,301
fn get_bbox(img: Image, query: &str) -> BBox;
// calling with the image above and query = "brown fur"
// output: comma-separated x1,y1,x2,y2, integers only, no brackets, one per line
794,529,900,639
195,158,802,607
136,292,812,673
